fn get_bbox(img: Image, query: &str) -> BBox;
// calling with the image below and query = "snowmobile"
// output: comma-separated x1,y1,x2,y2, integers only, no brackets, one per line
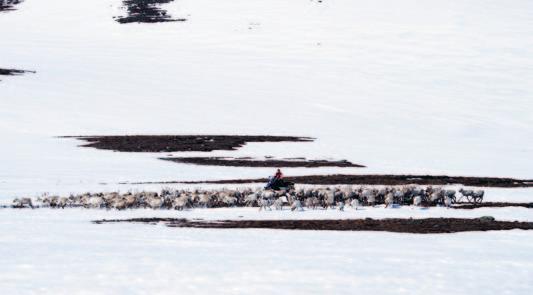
265,177,295,191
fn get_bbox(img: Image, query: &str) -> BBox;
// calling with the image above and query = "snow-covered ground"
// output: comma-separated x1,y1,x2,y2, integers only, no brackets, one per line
1,0,533,196
1,207,533,295
5,206,533,222
1,0,533,294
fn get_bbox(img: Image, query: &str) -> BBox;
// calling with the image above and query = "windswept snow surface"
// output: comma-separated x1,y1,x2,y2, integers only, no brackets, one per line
1,0,533,196
1,208,533,295
1,1,533,294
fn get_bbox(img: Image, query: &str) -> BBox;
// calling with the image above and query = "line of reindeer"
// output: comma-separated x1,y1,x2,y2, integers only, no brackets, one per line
12,186,484,210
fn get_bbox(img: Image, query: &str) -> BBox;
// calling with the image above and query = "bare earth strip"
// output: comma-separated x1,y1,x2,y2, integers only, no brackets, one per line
93,217,533,234
129,174,533,188
160,157,365,168
0,68,35,81
452,202,533,209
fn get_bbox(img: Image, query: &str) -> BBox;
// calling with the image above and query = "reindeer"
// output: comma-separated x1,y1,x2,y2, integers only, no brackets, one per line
305,196,319,210
12,198,34,209
459,188,484,204
413,196,422,207
350,198,360,210
172,194,190,210
258,198,273,211
384,192,394,208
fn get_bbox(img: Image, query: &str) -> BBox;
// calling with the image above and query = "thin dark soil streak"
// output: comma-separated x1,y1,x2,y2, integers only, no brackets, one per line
129,174,533,188
0,68,35,76
453,202,533,209
93,217,533,234
160,157,365,168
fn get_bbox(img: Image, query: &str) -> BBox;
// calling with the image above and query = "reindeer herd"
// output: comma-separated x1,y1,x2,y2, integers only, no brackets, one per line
11,186,485,210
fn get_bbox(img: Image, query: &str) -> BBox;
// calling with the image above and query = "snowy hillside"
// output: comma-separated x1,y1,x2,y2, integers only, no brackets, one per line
1,1,533,294
1,0,533,197
1,208,533,295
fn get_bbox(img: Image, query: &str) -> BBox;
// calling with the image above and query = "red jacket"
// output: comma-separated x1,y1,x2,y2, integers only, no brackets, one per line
274,171,283,179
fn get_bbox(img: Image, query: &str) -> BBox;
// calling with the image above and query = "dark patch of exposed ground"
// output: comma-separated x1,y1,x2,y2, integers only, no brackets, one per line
114,0,186,24
0,68,35,80
0,0,23,12
160,157,365,168
131,174,533,188
93,217,533,234
0,67,35,82
63,135,314,152
453,202,533,209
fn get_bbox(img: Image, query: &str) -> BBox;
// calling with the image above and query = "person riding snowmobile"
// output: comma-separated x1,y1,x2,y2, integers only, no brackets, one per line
265,169,284,189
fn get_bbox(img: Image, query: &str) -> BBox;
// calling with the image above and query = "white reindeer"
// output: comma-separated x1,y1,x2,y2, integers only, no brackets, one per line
413,196,422,207
384,193,394,208
291,200,304,211
147,196,164,209
350,199,360,210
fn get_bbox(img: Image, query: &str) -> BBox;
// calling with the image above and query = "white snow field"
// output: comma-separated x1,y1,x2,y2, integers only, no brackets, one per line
1,208,533,295
1,0,533,294
1,0,533,197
